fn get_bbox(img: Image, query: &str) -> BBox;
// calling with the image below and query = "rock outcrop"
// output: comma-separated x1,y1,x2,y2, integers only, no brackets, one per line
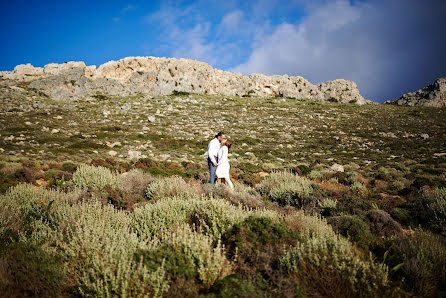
0,56,372,104
389,77,446,107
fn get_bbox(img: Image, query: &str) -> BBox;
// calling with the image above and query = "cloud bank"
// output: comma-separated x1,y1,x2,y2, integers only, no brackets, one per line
145,0,446,102
231,0,446,102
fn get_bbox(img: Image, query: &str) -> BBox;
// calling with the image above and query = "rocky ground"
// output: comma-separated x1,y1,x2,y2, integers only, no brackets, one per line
1,79,445,184
1,80,446,297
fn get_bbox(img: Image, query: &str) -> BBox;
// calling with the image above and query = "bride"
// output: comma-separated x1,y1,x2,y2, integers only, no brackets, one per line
215,139,234,189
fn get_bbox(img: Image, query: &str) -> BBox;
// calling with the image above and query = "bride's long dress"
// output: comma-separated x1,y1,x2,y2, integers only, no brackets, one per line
216,146,234,189
216,146,230,179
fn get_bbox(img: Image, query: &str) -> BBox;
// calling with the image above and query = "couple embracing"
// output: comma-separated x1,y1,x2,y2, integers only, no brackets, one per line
207,131,234,189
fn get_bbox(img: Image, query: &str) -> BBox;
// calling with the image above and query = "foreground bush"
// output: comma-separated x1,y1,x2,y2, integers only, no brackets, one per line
0,183,78,243
57,200,169,297
280,213,391,297
327,215,376,250
0,176,402,296
145,176,199,201
404,187,446,235
118,168,155,197
136,224,233,295
72,164,118,190
202,182,263,209
132,194,278,240
257,171,313,206
390,229,446,297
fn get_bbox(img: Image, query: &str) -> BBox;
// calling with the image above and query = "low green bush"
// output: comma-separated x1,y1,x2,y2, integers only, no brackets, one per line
0,241,65,297
72,164,118,190
145,176,199,201
327,215,376,250
136,224,233,292
280,229,390,297
118,168,155,197
221,215,300,292
390,207,410,226
257,171,313,206
389,229,446,297
365,209,403,238
57,200,169,297
404,187,446,235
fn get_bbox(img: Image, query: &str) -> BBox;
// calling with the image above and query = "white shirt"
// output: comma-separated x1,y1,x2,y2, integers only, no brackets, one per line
207,138,221,163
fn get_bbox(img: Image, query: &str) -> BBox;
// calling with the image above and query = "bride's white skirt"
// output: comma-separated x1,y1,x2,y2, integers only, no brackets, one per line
216,162,230,179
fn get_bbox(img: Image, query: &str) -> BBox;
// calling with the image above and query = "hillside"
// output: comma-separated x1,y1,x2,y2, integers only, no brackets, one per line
390,77,446,107
0,80,446,296
0,57,372,104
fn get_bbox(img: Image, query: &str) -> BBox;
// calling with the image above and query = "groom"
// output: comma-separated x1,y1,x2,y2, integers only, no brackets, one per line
207,131,226,184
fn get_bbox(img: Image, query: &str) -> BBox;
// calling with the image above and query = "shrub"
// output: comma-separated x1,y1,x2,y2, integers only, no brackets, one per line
308,169,331,181
0,241,65,297
72,164,118,190
145,176,199,201
390,207,410,226
257,171,313,206
365,209,403,238
404,187,446,235
61,161,77,173
390,229,446,297
295,164,311,176
0,183,73,242
202,182,263,209
280,229,390,297
14,166,39,184
102,185,144,210
327,215,376,250
132,196,260,240
351,181,368,197
189,200,247,238
428,187,446,232
132,196,200,239
137,224,233,291
318,198,338,216
222,216,299,283
118,168,155,197
204,273,260,297
57,200,169,297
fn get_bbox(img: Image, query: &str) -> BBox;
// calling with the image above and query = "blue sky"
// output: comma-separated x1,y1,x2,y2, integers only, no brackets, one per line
1,0,445,102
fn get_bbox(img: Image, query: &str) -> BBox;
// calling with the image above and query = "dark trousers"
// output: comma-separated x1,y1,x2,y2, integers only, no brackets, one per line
208,157,217,184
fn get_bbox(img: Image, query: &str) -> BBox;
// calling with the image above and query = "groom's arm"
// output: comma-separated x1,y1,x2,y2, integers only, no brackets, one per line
208,140,218,165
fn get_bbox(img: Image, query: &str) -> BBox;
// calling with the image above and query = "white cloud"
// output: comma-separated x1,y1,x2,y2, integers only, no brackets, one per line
143,4,253,67
219,10,243,33
232,0,446,102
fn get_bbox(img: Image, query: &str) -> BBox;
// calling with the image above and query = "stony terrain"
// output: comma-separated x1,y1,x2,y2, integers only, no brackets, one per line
0,78,444,177
0,73,446,297
390,77,446,107
0,57,372,104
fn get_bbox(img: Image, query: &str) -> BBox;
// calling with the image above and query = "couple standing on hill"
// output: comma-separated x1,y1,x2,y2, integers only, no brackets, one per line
207,132,234,189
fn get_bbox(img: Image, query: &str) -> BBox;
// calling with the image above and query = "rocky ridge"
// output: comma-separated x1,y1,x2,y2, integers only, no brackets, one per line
0,56,372,104
389,77,446,107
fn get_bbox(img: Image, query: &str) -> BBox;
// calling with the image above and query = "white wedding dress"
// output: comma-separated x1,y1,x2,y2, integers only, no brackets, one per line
215,146,230,179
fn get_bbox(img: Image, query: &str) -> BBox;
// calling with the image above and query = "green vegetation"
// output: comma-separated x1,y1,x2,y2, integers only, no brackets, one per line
0,90,445,296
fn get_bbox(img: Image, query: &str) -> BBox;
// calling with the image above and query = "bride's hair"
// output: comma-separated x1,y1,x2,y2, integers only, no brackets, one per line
224,139,232,149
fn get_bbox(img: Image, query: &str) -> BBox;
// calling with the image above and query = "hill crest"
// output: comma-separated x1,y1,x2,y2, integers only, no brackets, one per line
0,56,372,104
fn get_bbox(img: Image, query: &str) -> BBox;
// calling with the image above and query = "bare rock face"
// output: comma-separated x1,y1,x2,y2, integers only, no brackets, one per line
0,56,371,104
390,77,446,107
318,79,367,104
